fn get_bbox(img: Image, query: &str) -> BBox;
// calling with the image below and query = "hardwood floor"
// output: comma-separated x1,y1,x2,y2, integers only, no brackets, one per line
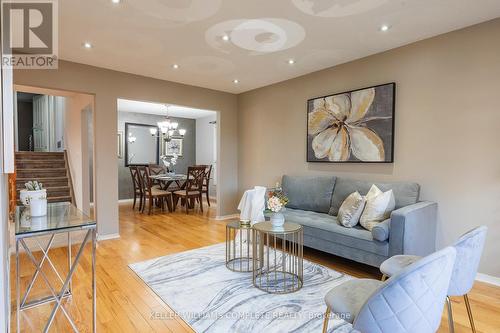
10,202,500,332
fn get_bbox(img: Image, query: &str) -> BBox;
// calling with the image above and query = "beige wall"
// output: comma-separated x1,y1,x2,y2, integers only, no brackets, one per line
14,61,239,236
65,93,94,214
238,19,500,277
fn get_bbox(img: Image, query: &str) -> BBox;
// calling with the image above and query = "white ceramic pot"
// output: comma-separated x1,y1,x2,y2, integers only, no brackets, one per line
270,212,285,228
19,189,47,217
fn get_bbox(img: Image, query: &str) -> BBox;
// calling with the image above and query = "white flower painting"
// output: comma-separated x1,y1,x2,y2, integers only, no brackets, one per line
307,83,395,162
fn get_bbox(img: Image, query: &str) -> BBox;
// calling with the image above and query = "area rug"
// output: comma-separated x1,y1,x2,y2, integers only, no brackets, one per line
129,243,355,333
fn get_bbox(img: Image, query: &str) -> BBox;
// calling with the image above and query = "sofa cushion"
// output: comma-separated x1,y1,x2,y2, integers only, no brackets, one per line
282,175,336,213
329,178,420,216
282,208,389,256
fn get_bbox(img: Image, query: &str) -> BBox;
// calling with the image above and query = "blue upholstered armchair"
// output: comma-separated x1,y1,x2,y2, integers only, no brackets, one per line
323,247,457,333
380,226,488,332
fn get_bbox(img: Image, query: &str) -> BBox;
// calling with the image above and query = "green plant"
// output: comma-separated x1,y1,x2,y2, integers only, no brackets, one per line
24,181,44,191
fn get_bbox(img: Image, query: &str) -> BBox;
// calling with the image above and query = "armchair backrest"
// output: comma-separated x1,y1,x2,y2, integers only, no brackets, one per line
354,247,456,333
448,226,487,296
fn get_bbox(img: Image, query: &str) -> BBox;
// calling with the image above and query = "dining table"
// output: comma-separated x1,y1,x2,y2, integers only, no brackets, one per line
149,173,187,191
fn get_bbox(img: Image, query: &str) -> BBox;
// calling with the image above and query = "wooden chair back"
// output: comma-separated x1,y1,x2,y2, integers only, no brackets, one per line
148,164,165,186
185,166,206,192
194,164,212,187
204,165,212,187
129,166,142,194
136,165,152,195
148,164,165,176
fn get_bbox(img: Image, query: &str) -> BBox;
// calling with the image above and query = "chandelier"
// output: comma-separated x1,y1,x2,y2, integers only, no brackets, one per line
149,105,187,142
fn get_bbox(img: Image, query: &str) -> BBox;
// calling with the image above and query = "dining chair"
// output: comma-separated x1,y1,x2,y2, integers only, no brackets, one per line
137,165,173,215
129,166,143,210
193,164,212,207
148,164,166,188
172,166,205,214
201,164,213,207
323,247,457,333
379,226,488,333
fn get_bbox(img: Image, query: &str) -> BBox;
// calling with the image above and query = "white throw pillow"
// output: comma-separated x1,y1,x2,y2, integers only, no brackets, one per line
360,185,395,231
337,191,366,228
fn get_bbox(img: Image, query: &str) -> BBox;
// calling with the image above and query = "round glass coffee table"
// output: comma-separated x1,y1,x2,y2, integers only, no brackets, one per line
252,221,303,294
226,221,254,272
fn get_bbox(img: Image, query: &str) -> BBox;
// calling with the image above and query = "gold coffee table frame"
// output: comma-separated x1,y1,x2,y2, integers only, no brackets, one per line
226,221,254,272
252,222,303,294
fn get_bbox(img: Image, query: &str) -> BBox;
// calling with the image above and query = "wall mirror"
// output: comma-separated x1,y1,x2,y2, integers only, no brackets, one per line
124,122,159,166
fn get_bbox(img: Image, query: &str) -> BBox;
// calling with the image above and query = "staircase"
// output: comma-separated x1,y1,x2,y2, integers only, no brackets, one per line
15,151,75,204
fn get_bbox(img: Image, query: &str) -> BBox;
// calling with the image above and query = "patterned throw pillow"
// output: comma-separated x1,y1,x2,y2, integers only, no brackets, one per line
337,191,366,228
360,184,395,231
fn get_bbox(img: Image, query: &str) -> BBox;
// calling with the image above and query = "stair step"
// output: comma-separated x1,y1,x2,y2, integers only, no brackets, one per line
15,186,70,197
16,195,72,205
16,177,69,187
17,168,67,178
15,152,65,160
47,196,72,203
16,160,66,168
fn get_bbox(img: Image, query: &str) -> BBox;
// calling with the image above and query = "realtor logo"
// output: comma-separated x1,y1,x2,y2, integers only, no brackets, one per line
1,0,58,69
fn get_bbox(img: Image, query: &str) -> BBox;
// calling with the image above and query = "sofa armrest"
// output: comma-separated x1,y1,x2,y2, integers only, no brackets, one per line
389,201,437,257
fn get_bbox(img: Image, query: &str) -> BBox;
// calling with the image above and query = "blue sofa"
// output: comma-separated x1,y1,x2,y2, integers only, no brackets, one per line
279,175,437,267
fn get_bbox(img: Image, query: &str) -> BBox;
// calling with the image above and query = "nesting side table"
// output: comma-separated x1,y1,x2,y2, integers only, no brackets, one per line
225,221,254,272
252,222,303,294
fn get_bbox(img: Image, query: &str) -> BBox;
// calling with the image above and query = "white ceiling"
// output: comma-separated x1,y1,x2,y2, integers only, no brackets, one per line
117,99,216,119
59,0,500,93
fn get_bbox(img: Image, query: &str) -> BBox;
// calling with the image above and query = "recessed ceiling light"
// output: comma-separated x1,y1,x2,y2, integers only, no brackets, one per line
111,0,121,3
172,64,179,69
83,42,92,49
222,34,230,42
380,24,391,32
288,59,295,65
233,79,239,84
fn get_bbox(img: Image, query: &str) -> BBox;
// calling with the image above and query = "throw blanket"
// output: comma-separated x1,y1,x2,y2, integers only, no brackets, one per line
237,186,266,224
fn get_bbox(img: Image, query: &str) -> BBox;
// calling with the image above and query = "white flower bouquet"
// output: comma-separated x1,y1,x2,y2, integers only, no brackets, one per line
266,189,289,227
160,153,178,173
266,189,289,213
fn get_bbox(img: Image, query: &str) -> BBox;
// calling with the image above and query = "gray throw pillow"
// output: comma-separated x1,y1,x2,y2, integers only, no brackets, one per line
337,192,366,228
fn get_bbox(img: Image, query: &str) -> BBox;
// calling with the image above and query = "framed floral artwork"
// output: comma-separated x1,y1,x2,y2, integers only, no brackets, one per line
307,82,395,163
165,138,183,157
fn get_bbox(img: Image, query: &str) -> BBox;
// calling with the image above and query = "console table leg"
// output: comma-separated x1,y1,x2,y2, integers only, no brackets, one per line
92,229,97,332
16,239,20,333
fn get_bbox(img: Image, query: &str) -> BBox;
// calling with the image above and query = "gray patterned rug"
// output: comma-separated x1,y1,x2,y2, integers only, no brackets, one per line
129,243,354,333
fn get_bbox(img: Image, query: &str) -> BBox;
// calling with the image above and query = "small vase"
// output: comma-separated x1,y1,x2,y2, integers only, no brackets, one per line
270,212,285,228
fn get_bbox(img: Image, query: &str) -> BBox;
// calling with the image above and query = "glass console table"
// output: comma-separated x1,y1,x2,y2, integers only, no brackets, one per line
14,202,97,333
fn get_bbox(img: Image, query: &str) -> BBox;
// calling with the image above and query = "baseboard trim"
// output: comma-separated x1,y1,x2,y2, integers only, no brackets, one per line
213,214,239,221
476,273,500,287
118,199,134,203
97,233,120,241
